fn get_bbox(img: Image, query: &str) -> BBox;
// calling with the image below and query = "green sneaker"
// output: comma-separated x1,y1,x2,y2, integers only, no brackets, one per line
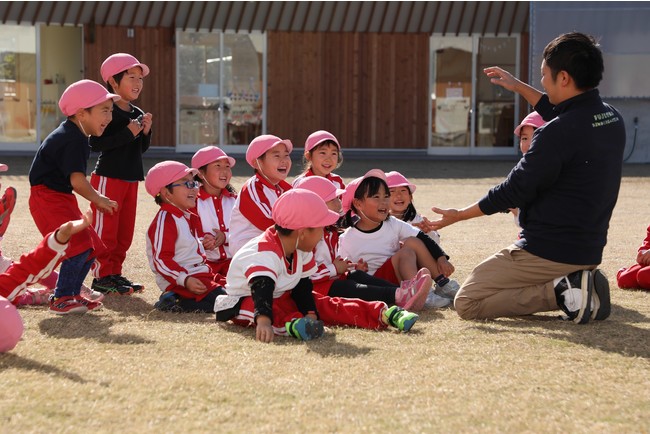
285,317,325,341
384,305,419,332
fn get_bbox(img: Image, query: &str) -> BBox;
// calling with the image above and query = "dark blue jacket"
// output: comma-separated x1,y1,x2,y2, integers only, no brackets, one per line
478,89,626,265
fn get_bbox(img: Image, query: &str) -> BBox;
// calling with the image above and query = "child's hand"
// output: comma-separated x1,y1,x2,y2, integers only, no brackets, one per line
202,233,217,250
333,257,350,275
141,112,153,135
127,118,143,136
437,256,455,277
95,195,118,215
414,216,436,233
355,258,369,272
55,208,93,244
637,249,650,266
212,229,226,247
256,315,274,343
185,276,208,294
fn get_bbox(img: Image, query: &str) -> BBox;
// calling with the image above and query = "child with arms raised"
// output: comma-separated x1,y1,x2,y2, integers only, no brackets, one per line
145,161,225,313
228,135,293,256
190,146,238,276
215,189,420,343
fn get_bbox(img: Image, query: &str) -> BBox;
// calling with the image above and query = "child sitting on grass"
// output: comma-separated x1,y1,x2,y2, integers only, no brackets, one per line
145,161,225,313
215,189,420,343
617,224,650,290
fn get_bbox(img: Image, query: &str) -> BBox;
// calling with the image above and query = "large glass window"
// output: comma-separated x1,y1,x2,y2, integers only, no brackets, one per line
0,26,36,144
177,31,264,150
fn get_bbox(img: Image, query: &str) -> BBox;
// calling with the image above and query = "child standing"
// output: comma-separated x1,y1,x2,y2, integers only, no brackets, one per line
190,146,238,276
215,189,420,343
89,53,152,295
292,130,345,189
295,175,432,311
386,171,441,245
1,210,95,352
29,79,119,314
228,134,293,255
145,161,226,313
617,225,650,290
339,169,457,306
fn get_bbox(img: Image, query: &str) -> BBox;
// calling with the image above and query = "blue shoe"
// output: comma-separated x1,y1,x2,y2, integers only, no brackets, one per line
285,317,324,341
154,291,181,312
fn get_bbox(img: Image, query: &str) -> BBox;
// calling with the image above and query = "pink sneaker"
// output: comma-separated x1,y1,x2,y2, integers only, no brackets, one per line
395,268,432,312
81,284,105,302
14,288,53,306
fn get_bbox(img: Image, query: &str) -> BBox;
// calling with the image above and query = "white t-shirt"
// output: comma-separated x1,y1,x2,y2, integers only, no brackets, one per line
337,217,419,275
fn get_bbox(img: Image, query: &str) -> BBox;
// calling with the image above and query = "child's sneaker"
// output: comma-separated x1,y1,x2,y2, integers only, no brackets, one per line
0,186,16,237
91,276,134,295
285,317,325,341
154,291,182,312
383,305,419,332
112,274,144,293
49,295,88,314
80,284,105,302
434,278,460,300
14,287,53,306
424,291,452,309
395,268,433,311
73,295,103,311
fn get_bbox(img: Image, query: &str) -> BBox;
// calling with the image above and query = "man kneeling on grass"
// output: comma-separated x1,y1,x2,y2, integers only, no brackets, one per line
215,189,420,343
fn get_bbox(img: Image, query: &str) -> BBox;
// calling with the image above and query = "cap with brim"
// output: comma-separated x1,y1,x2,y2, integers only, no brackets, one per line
101,53,150,82
385,171,416,193
191,146,236,169
294,176,345,203
514,111,546,137
145,161,199,197
246,135,293,168
305,130,340,153
58,79,121,116
272,189,339,230
0,164,8,172
341,169,387,214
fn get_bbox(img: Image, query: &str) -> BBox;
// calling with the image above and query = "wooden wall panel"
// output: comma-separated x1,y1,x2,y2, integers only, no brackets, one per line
268,32,429,149
83,26,176,147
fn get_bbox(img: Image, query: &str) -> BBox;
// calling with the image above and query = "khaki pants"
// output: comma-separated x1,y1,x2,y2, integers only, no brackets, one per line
455,245,598,320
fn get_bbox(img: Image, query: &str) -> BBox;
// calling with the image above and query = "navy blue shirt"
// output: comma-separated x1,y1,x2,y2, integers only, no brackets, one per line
478,89,626,265
29,120,90,194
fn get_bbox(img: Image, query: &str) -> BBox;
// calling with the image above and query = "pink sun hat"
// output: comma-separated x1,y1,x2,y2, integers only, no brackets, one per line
191,146,236,170
101,53,150,82
341,169,387,214
272,189,340,230
145,161,198,197
246,134,293,168
294,176,345,203
0,296,23,352
385,171,416,193
58,80,121,116
514,111,546,137
305,130,340,153
0,163,8,172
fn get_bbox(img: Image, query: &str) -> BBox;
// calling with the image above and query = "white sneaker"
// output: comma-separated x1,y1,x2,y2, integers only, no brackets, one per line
424,291,452,309
81,284,105,302
434,279,460,300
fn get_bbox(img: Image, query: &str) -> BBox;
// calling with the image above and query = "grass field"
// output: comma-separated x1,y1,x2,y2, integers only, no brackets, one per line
0,155,649,433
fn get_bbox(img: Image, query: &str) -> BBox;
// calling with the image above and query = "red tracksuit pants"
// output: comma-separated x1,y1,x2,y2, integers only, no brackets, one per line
617,264,650,290
231,291,388,336
90,174,138,278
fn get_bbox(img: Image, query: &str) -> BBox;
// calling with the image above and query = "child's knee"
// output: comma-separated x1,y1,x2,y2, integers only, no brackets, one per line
635,266,650,289
0,297,24,352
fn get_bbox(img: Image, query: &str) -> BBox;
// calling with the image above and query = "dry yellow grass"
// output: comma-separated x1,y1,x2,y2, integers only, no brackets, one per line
0,155,649,433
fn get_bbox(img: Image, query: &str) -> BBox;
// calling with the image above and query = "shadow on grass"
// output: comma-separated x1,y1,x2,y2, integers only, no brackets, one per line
0,353,89,384
468,305,650,359
99,294,154,317
38,314,155,345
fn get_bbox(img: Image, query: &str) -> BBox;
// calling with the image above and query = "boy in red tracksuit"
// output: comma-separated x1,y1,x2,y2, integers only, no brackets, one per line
89,53,152,295
1,210,96,352
145,161,225,313
215,189,420,343
617,225,650,290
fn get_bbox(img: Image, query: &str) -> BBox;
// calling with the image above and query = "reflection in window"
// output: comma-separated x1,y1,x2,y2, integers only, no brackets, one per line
178,32,263,147
0,26,36,143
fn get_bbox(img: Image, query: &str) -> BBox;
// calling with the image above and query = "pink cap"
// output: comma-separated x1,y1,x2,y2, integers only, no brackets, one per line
145,161,198,197
0,296,23,352
246,134,293,168
101,53,150,82
191,146,236,169
305,130,340,153
0,163,8,172
58,79,121,116
341,169,387,214
385,171,416,193
293,176,345,203
514,111,546,137
272,189,340,230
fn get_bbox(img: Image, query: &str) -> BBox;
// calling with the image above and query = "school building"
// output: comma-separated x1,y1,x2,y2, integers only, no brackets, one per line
0,1,648,161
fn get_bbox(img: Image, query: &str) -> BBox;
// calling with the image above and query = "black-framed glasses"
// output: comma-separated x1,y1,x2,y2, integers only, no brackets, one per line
168,180,201,189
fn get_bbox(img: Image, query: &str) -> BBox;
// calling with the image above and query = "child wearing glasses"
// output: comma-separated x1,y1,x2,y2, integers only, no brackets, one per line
145,161,226,313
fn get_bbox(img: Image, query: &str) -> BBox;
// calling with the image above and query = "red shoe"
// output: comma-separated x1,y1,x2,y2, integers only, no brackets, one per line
0,187,17,237
73,295,103,312
49,295,88,315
